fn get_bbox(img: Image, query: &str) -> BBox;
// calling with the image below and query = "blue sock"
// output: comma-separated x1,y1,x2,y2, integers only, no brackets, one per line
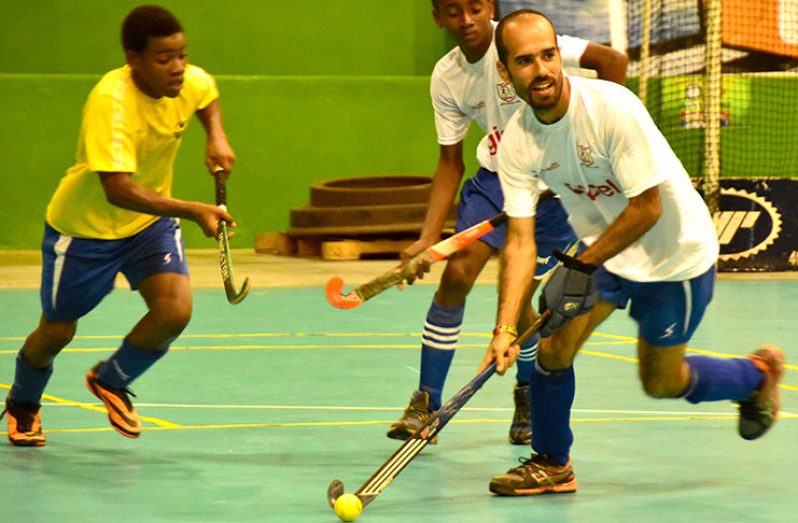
418,301,464,411
96,337,167,389
9,351,54,405
515,332,540,386
683,355,763,403
530,360,575,466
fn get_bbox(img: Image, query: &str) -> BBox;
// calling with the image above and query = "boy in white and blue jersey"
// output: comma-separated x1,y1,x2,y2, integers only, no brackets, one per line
387,0,628,446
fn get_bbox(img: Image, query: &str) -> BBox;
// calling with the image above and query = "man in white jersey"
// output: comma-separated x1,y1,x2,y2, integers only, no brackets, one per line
1,5,237,446
388,0,628,446
479,9,784,496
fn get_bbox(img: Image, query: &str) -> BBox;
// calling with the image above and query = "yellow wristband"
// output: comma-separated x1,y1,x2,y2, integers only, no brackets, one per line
493,324,518,337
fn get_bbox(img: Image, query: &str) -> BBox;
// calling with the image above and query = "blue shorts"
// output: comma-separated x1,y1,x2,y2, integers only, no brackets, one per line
40,217,189,323
455,168,577,278
595,264,716,346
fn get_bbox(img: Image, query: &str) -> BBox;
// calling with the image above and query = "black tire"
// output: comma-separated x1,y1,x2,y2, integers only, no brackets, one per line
309,176,432,207
285,222,428,237
290,203,430,229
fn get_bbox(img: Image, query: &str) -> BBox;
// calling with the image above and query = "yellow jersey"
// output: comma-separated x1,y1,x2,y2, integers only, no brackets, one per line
46,64,218,239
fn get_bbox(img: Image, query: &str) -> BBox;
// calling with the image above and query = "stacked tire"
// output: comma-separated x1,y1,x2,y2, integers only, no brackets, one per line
287,176,454,238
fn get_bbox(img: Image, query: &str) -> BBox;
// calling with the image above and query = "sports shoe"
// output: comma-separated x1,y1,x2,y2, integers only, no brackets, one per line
737,344,785,440
85,362,142,438
1,397,46,447
489,453,577,496
509,384,532,445
386,390,437,444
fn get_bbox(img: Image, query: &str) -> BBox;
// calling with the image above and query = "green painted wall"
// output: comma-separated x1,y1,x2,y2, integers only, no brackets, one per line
0,1,485,249
0,0,447,76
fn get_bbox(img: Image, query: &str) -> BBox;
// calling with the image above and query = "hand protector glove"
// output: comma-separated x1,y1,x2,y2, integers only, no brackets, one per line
538,250,599,338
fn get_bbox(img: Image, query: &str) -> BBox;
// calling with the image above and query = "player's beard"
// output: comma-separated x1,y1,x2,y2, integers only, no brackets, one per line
524,71,563,112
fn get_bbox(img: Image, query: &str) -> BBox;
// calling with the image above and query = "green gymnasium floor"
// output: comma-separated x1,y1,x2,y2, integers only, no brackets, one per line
1,255,796,522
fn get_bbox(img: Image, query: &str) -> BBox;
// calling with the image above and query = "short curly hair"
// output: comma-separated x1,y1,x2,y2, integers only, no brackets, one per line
121,5,183,54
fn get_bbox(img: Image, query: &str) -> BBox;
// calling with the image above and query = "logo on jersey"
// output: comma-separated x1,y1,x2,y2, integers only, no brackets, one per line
496,82,517,103
715,188,782,261
487,126,504,156
564,179,623,201
577,144,595,167
163,253,173,265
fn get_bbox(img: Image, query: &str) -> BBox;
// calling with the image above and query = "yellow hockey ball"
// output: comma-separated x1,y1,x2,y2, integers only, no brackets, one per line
334,493,363,522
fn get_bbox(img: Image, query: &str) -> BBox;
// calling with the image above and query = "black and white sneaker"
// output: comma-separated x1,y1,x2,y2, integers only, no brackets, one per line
509,384,532,445
386,390,437,444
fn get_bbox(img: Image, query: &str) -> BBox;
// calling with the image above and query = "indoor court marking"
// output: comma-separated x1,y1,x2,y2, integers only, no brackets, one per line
1,282,796,523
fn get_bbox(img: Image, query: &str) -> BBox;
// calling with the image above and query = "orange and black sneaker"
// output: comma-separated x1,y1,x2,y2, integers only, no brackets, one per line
738,344,785,440
85,362,142,438
1,396,46,447
489,453,577,496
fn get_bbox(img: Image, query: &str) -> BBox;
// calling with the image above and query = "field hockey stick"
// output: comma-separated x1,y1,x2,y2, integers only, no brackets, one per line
214,169,251,304
326,309,550,512
325,212,507,309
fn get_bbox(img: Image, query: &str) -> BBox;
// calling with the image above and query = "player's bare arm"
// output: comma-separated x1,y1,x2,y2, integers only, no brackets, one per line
196,99,236,174
399,141,466,284
578,185,662,267
98,171,234,237
478,215,537,375
579,42,628,85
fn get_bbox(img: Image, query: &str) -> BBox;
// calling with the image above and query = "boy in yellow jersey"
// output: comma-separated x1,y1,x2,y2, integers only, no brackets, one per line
1,5,237,446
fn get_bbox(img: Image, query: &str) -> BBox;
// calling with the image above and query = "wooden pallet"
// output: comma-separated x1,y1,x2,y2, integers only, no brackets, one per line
255,232,414,260
254,232,297,256
319,238,413,260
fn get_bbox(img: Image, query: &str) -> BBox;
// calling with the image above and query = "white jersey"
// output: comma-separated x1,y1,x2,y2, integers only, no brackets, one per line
431,26,588,172
499,75,718,282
